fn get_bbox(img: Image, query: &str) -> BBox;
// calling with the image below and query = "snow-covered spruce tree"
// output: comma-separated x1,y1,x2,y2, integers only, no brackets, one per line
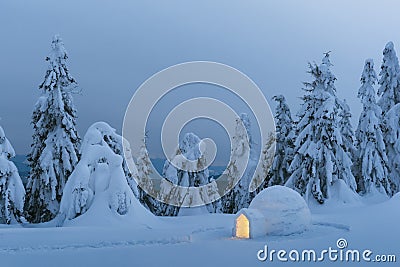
25,35,80,223
285,54,357,204
239,113,253,149
0,126,25,224
321,53,357,161
98,126,139,198
136,139,157,213
339,100,356,161
157,133,221,216
268,95,295,186
383,105,400,194
355,59,391,196
378,41,400,113
378,42,400,194
56,122,154,226
221,116,251,213
252,131,276,193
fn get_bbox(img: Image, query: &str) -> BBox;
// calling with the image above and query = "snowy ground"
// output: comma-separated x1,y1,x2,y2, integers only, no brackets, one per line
1,195,399,267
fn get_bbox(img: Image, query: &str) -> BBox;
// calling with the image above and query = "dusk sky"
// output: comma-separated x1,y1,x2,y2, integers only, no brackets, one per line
1,0,400,160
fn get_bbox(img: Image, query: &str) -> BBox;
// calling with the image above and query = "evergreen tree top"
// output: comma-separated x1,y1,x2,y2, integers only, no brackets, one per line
360,59,377,86
272,95,290,110
304,53,336,95
322,51,333,67
272,94,287,104
40,35,77,93
48,35,68,65
272,94,293,129
382,41,399,67
358,59,381,113
378,41,400,99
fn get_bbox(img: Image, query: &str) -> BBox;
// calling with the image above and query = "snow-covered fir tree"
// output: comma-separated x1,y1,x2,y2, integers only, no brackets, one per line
268,95,295,186
136,139,157,213
339,99,356,161
285,54,357,204
383,105,400,194
320,52,357,160
238,113,259,191
97,125,139,198
378,42,400,194
239,113,253,149
378,41,400,113
0,126,25,224
56,122,153,225
157,133,221,216
221,116,252,213
355,59,391,196
252,132,276,193
25,35,80,223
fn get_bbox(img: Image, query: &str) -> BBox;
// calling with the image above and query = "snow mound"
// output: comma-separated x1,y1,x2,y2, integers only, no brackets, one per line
389,191,400,203
309,180,361,210
249,185,311,235
57,122,156,227
178,206,209,216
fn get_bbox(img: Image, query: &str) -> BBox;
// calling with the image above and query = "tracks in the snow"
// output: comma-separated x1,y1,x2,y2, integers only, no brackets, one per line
312,221,351,231
0,236,192,254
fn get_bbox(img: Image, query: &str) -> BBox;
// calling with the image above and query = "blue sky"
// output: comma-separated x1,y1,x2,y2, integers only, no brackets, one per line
1,0,400,160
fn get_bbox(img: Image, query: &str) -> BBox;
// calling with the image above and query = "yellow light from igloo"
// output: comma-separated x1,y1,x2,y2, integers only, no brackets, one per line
235,214,249,239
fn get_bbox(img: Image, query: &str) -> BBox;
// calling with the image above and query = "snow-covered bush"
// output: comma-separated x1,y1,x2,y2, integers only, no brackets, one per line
56,122,152,226
0,126,25,224
25,35,80,223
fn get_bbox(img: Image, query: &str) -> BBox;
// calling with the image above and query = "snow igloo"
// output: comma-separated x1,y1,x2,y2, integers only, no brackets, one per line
233,186,311,239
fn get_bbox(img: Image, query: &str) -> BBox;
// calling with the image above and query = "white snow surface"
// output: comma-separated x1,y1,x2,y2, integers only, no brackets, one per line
0,194,398,266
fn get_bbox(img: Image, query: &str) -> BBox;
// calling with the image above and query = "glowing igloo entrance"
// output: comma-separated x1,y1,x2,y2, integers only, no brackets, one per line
235,214,249,239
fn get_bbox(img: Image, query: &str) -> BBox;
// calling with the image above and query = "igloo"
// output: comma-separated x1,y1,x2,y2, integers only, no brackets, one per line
233,185,311,238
